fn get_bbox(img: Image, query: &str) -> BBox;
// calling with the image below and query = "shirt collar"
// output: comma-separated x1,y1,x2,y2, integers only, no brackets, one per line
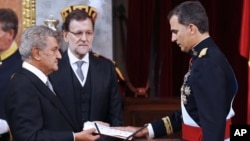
22,61,48,84
67,49,89,65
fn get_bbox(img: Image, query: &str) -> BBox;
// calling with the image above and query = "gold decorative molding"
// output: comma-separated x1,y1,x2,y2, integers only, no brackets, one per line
22,0,36,30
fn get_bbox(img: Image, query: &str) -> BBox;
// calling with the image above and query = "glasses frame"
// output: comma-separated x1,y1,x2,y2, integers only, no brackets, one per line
68,30,94,39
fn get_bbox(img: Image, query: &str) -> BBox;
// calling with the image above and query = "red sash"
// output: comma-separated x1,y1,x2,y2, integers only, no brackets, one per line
182,119,231,141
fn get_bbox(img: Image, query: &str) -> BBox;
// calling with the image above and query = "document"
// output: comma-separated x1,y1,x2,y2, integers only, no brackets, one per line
83,121,147,140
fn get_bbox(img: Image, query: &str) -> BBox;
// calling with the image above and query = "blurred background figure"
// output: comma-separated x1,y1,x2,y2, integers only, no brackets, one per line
0,8,21,141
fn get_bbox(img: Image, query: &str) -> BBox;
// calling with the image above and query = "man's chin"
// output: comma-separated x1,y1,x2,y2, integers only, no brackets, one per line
53,67,59,71
180,48,186,52
77,48,89,54
180,48,189,53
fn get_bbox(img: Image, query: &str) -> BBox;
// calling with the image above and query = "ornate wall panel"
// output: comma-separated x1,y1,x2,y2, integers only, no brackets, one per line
35,0,113,59
22,0,36,31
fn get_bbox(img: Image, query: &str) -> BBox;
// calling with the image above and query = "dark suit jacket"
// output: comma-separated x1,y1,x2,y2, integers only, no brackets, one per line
49,52,123,131
4,68,75,141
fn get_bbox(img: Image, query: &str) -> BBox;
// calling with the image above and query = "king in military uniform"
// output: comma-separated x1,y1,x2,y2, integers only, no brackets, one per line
148,1,238,141
116,1,238,141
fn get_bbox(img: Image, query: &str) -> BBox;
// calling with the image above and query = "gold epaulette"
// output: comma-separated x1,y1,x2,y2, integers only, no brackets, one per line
162,116,173,135
198,48,208,58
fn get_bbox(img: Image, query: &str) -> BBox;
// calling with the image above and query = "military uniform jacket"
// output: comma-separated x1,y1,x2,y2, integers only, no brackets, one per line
0,42,22,141
151,37,238,141
0,42,22,119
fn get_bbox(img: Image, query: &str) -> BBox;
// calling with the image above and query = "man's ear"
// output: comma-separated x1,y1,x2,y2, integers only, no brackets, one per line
188,24,198,34
62,30,69,43
7,29,15,40
32,47,41,60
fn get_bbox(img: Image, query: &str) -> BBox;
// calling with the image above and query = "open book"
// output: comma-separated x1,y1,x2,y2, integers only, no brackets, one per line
83,121,147,140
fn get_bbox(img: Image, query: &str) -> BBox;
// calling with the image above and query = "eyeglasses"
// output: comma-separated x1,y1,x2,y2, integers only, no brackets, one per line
68,30,93,38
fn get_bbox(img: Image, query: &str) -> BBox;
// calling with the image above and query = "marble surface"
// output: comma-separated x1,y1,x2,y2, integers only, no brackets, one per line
36,0,113,59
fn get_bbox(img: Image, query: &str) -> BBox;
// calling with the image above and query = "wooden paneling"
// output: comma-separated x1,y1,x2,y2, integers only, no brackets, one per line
122,97,181,138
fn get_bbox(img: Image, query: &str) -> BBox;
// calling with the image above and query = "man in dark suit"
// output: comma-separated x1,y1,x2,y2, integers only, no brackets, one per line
114,1,238,141
0,8,22,141
49,5,123,141
4,25,100,141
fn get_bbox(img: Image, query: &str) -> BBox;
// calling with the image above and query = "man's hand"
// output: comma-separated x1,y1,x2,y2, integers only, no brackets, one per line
74,128,100,141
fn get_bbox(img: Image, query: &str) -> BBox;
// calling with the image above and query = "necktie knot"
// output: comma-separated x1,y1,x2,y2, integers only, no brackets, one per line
76,61,84,68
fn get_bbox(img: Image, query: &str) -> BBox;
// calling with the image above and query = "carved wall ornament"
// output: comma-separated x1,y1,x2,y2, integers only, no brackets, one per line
22,0,36,30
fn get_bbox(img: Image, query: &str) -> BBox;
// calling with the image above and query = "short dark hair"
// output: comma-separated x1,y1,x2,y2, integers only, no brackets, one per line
62,9,95,31
167,1,209,33
0,8,18,39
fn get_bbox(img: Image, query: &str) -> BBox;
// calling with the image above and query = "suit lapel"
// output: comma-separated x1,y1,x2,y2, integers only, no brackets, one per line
51,52,81,129
21,69,75,129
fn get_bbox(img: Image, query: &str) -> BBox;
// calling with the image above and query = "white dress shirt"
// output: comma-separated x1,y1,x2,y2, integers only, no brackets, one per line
22,61,48,84
68,49,89,86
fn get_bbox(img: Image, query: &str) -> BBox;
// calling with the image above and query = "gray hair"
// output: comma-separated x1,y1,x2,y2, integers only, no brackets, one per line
19,25,58,60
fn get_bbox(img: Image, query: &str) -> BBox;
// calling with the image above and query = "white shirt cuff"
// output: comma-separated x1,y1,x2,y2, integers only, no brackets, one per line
147,123,155,139
0,119,9,134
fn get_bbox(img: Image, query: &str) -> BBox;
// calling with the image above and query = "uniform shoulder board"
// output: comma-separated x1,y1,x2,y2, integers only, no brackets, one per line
198,48,208,58
92,52,116,64
91,52,125,81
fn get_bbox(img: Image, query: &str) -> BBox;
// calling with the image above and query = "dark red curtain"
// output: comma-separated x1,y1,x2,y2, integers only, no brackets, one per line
126,0,248,124
126,0,155,91
239,0,250,124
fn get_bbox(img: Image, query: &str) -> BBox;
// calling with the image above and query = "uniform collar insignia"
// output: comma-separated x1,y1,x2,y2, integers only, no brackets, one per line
0,42,18,66
191,48,198,56
198,48,208,58
0,41,18,61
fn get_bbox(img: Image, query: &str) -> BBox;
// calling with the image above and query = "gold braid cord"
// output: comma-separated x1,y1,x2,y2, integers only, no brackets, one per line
162,116,173,135
92,52,125,82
